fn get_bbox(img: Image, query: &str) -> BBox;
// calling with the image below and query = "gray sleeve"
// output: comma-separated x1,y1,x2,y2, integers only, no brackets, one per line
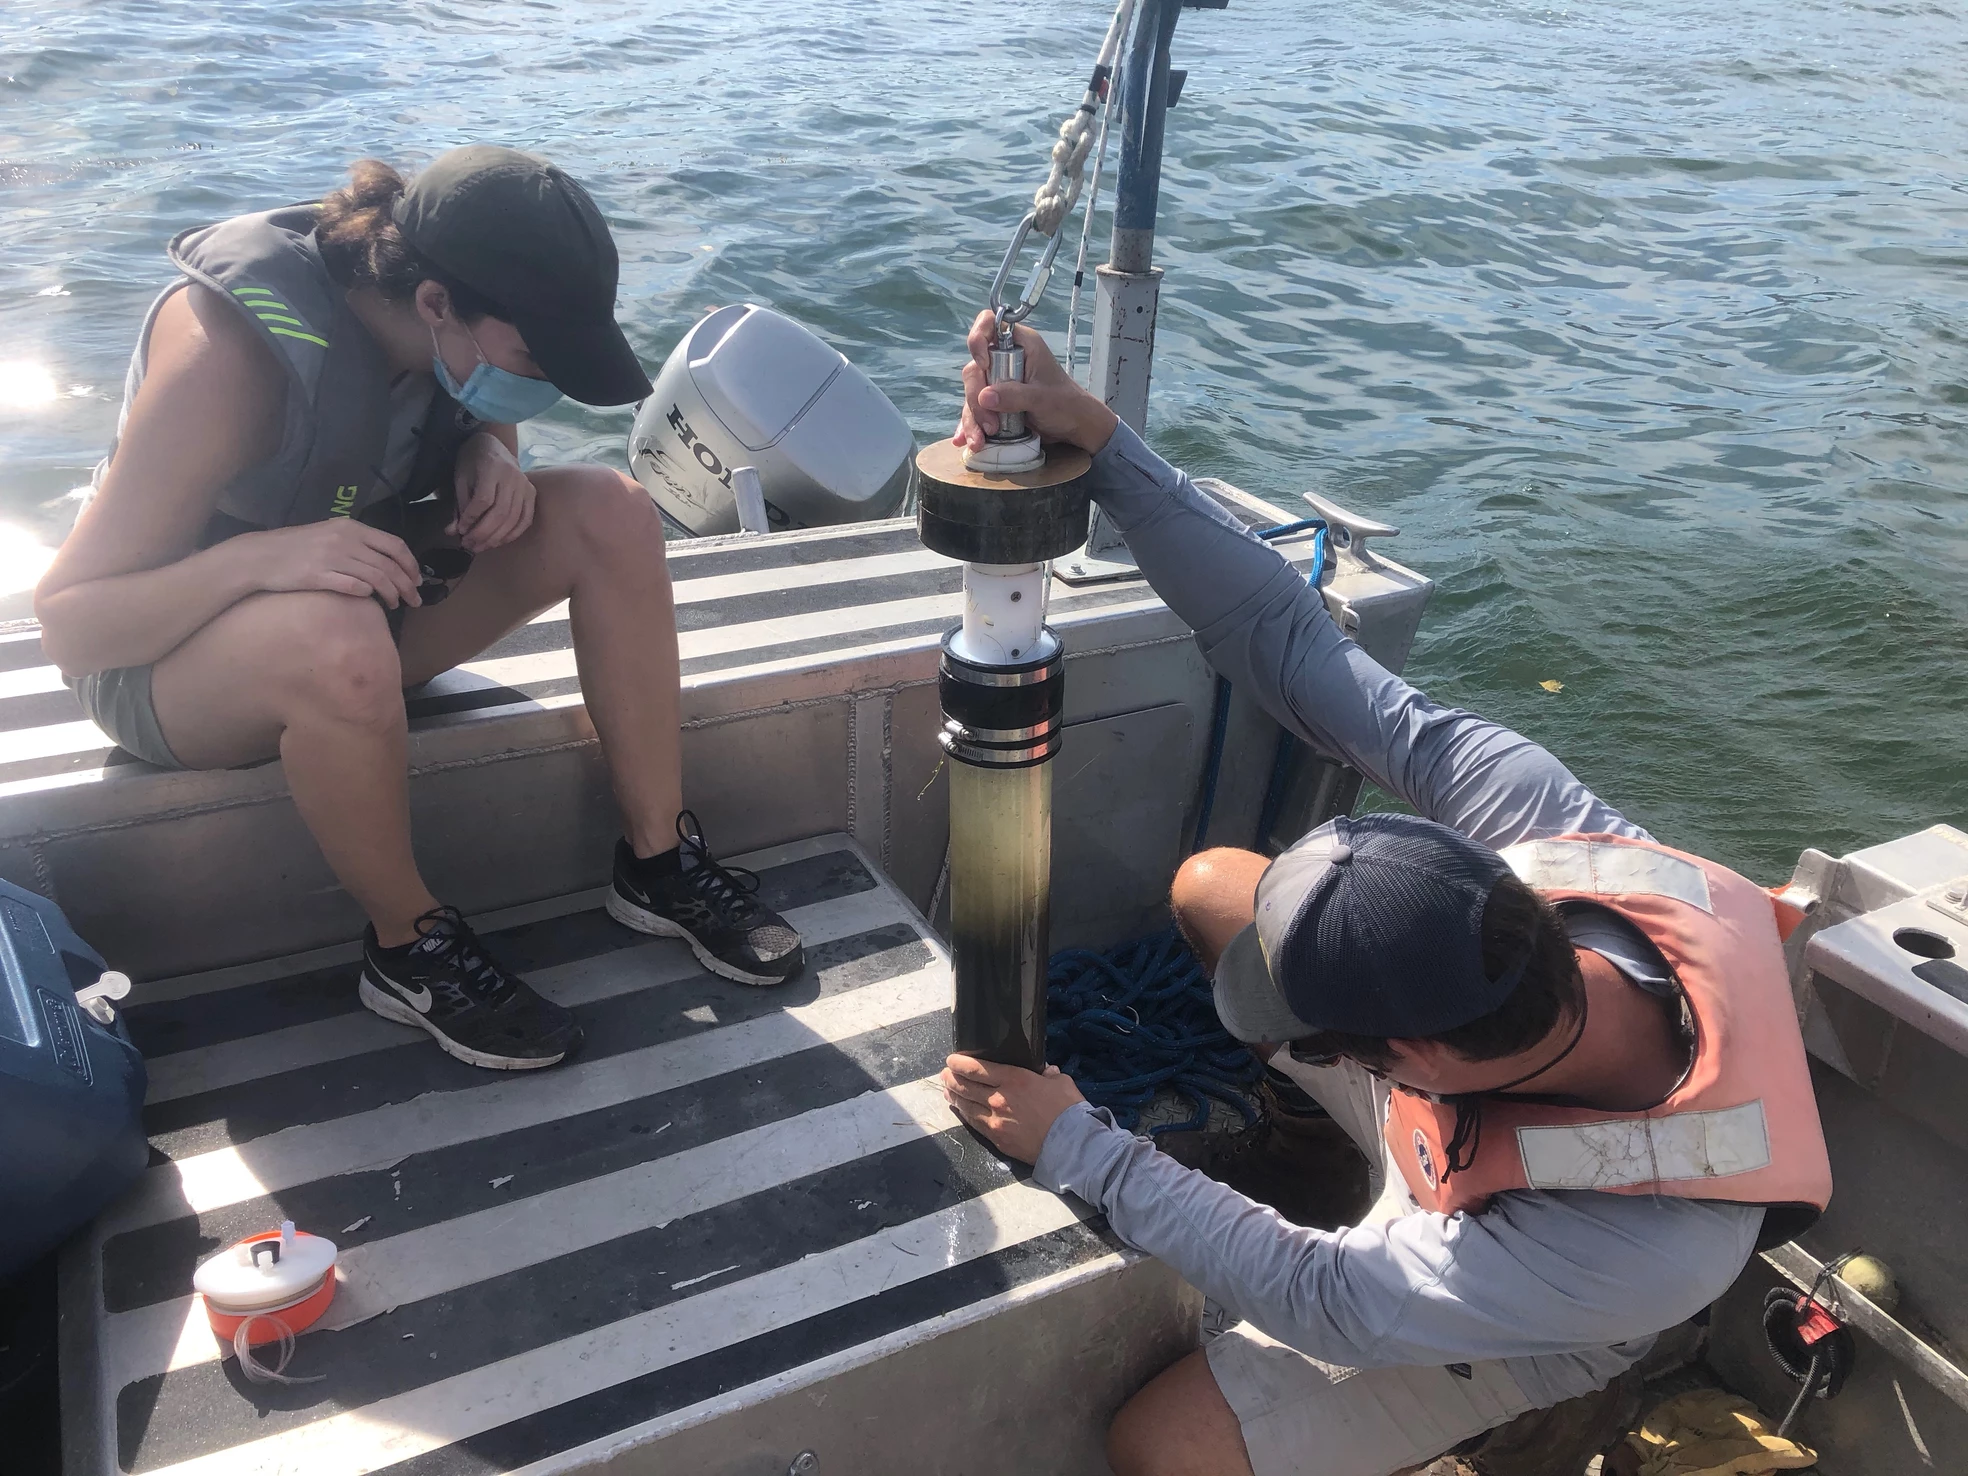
1085,421,1648,850
1034,1103,1762,1367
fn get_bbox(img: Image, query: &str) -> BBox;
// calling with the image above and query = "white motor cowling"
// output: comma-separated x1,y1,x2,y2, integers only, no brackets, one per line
629,304,915,536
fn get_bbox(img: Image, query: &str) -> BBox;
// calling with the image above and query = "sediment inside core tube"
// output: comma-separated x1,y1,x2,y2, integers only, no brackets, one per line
948,758,1053,1072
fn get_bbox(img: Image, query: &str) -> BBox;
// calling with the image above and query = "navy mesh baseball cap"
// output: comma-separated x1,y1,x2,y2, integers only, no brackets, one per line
1211,813,1526,1044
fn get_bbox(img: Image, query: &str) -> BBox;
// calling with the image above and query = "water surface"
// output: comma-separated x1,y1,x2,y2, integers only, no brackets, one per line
3,0,1964,877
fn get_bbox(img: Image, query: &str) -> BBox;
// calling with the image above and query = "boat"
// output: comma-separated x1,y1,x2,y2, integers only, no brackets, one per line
14,2,1968,1473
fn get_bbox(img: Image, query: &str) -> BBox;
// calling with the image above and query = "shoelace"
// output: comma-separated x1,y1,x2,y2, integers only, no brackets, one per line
674,810,764,920
412,906,520,1008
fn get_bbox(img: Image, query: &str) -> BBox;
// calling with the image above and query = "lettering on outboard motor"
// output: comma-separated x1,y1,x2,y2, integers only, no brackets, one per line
636,449,711,518
665,405,735,490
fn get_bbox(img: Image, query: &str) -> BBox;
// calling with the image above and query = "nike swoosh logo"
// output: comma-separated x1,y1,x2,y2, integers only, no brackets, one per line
392,979,434,1014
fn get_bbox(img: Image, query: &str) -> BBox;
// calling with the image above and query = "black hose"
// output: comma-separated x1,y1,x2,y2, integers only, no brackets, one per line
1776,1349,1826,1440
1762,1282,1856,1438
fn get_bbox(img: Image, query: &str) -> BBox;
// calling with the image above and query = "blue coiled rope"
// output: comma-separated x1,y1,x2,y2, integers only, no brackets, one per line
1043,517,1329,1132
1045,929,1264,1134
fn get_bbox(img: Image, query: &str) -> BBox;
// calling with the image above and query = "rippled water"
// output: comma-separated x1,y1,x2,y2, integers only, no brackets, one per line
3,0,1964,878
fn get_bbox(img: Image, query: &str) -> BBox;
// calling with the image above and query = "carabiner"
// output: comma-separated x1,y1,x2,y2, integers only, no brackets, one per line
987,211,1065,329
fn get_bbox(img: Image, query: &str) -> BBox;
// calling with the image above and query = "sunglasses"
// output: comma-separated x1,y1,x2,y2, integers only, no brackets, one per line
416,547,474,606
1287,1040,1389,1079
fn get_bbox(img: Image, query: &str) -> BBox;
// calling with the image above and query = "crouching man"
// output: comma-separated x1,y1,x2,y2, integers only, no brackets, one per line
938,315,1831,1476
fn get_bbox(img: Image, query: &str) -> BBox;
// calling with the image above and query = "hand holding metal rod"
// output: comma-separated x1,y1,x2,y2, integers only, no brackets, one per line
983,214,1065,452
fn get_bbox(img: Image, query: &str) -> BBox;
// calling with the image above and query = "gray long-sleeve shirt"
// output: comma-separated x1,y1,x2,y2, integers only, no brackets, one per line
1030,419,1764,1407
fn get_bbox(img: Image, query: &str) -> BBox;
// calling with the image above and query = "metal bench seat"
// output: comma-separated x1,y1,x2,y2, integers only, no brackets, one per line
0,518,1242,980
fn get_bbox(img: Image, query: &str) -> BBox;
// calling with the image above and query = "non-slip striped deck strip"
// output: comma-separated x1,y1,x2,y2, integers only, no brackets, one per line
73,833,1119,1476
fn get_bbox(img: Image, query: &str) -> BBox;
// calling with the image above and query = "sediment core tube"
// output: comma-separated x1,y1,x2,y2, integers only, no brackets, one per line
916,436,1089,1072
934,630,1066,1072
948,758,1053,1070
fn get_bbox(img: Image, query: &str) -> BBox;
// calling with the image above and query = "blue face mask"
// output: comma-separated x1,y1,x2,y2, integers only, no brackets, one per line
431,322,563,424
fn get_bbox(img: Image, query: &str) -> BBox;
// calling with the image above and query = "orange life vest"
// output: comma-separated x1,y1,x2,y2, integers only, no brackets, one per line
1384,833,1831,1241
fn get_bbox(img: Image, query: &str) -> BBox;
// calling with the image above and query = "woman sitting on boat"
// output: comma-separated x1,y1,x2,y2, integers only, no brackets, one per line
33,146,805,1072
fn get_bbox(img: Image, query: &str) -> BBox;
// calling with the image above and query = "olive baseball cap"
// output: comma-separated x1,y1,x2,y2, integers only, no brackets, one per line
1211,813,1526,1044
393,145,652,407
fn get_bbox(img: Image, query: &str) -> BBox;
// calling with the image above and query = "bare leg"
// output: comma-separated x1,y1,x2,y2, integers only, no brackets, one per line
398,466,684,856
1171,847,1270,971
146,467,682,947
149,590,440,945
1108,1349,1257,1476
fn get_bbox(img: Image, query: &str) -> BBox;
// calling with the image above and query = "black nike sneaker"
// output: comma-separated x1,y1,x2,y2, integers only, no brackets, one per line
359,906,583,1070
606,811,805,986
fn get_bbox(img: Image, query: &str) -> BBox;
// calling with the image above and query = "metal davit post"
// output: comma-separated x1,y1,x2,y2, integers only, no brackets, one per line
1061,0,1222,584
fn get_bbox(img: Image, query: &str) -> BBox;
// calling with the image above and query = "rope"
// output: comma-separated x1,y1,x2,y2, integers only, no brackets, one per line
1031,0,1138,237
1039,523,1327,1137
1046,929,1263,1134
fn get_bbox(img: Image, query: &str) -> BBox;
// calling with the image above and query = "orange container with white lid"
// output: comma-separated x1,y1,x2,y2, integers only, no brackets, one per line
192,1221,338,1347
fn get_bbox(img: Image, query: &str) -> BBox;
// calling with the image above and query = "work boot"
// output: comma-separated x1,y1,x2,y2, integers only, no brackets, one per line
608,811,805,986
1159,1071,1372,1229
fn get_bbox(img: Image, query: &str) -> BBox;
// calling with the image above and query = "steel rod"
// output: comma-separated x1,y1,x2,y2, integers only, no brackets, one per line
1110,0,1181,273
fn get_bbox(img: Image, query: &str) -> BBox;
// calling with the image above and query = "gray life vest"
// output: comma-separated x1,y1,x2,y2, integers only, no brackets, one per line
115,205,479,549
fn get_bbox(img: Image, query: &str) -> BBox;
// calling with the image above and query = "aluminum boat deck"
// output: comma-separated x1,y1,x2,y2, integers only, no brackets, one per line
65,834,1193,1476
25,492,1430,1474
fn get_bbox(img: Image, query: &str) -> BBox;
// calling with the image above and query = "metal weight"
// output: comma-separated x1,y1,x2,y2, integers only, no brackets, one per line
914,440,1091,566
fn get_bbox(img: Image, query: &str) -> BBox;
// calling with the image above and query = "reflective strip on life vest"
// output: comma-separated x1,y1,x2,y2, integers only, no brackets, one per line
229,287,329,348
264,326,329,348
1502,840,1714,915
1514,1101,1772,1190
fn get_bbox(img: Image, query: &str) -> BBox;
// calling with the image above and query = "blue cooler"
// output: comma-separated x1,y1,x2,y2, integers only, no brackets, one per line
0,881,147,1281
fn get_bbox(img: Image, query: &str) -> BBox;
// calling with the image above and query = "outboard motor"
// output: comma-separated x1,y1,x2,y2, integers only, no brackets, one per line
630,304,915,536
0,881,146,1279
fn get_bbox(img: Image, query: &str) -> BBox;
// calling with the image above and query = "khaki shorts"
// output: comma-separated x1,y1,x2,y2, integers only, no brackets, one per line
1203,1050,1537,1475
1207,1324,1536,1476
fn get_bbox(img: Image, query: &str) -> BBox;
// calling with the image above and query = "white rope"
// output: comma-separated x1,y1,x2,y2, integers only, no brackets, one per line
1030,0,1137,238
